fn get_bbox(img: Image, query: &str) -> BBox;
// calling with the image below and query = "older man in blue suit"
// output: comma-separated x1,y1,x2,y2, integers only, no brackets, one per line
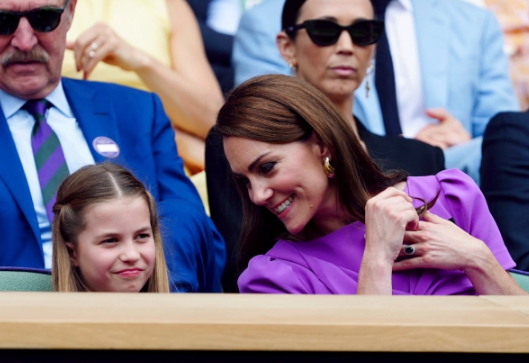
233,0,519,183
0,0,225,292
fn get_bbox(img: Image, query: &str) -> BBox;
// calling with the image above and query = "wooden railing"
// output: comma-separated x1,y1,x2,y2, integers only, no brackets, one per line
0,293,528,353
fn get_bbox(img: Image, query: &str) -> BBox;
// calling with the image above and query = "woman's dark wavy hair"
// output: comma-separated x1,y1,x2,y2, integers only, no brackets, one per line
216,75,411,266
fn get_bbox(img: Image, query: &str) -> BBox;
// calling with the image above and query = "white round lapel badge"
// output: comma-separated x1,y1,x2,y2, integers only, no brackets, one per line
93,136,120,158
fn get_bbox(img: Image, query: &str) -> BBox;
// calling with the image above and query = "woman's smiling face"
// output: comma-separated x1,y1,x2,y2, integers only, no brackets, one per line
278,0,376,103
223,133,341,236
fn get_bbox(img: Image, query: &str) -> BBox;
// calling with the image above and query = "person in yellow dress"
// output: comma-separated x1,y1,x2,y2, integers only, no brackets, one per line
62,0,224,176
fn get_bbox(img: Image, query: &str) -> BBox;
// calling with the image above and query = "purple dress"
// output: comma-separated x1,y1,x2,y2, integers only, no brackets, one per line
238,169,516,294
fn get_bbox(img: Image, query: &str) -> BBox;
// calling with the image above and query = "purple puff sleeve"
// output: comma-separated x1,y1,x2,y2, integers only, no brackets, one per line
436,169,515,270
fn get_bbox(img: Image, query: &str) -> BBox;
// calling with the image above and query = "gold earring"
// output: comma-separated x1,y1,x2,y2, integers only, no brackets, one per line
365,62,374,98
324,157,335,178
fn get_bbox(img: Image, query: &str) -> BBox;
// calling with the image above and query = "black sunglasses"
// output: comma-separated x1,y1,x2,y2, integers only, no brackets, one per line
286,19,384,47
0,0,70,36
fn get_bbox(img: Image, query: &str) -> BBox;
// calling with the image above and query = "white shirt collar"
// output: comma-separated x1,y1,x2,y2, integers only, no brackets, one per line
395,0,413,12
0,81,73,119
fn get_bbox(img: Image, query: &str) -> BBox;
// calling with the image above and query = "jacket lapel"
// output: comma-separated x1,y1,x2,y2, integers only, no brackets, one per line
62,78,122,164
0,109,41,243
413,0,448,109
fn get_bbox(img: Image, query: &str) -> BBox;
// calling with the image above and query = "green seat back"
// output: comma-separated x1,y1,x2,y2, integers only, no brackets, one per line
510,269,529,293
0,270,53,292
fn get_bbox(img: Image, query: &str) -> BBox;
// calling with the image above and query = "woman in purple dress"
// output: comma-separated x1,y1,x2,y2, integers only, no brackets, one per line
217,73,525,295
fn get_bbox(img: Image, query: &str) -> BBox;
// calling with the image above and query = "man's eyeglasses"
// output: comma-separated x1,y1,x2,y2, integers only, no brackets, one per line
0,0,71,36
285,19,384,47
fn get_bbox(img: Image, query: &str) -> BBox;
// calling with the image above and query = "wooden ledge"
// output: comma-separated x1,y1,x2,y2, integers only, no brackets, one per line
0,293,528,352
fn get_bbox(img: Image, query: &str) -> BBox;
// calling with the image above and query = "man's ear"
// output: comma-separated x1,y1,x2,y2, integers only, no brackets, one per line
276,31,298,68
65,242,78,267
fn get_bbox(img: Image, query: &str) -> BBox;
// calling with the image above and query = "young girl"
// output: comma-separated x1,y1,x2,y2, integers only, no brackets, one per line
51,163,169,292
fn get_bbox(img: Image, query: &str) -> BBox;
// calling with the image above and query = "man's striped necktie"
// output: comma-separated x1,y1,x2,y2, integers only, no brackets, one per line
24,99,69,223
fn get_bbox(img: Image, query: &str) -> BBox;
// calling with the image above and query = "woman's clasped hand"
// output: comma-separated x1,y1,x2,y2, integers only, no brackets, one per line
396,211,486,272
364,188,488,273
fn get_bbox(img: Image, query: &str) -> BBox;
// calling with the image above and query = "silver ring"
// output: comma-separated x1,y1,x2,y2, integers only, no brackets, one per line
89,50,95,58
90,42,98,51
403,244,415,256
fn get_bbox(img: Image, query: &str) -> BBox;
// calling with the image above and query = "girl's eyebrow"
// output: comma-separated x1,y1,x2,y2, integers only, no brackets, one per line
135,226,152,234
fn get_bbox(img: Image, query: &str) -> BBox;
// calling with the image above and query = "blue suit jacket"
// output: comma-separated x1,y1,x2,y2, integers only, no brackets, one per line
233,0,519,182
0,78,226,292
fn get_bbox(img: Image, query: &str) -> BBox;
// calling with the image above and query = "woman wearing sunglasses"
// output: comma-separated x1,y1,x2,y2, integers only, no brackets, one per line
216,0,525,295
276,0,444,176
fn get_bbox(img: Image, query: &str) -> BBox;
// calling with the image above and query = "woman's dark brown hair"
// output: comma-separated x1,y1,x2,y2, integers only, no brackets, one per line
51,162,169,292
282,0,308,33
216,74,409,266
282,0,376,34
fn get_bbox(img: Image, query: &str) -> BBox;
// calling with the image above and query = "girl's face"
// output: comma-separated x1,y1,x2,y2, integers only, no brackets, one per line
223,133,342,236
278,0,376,103
68,196,156,292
